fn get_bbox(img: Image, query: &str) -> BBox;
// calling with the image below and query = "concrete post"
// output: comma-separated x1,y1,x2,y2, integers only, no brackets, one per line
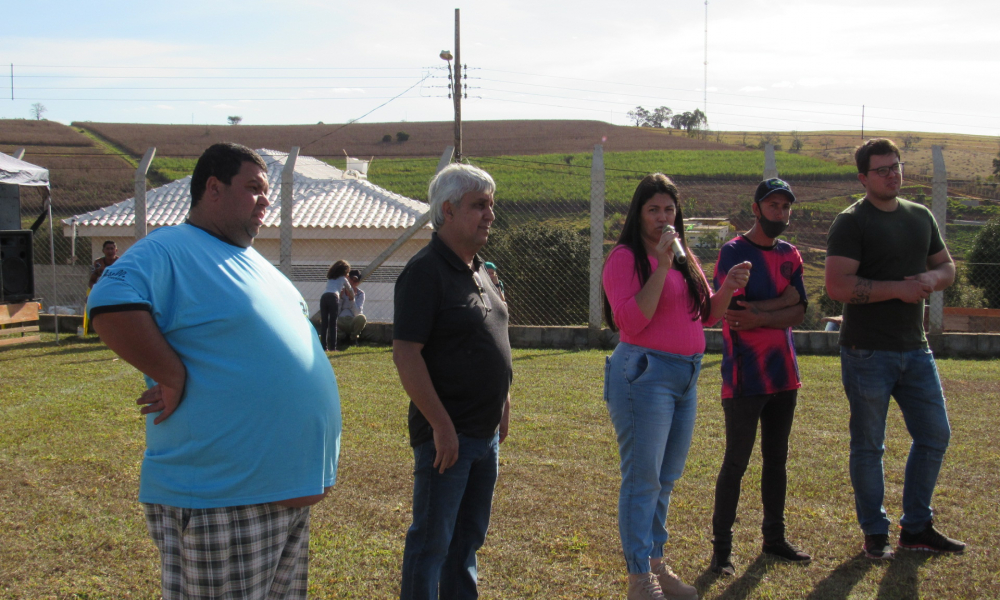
930,145,947,334
280,147,299,279
764,144,778,179
360,146,454,282
134,147,156,241
589,144,606,348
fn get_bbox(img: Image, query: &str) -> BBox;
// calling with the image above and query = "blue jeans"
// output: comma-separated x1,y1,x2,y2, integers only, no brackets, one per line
604,342,702,574
400,432,499,600
841,346,951,535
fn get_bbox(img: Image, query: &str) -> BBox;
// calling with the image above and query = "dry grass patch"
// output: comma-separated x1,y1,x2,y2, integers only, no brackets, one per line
1,338,998,599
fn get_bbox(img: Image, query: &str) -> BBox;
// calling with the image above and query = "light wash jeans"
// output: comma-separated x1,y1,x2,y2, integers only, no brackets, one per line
400,432,499,600
604,342,702,574
841,346,951,535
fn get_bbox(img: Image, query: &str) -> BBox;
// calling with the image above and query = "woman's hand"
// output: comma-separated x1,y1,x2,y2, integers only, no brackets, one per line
653,226,678,267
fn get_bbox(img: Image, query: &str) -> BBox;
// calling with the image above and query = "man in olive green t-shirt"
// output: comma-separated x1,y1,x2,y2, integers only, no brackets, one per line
825,138,965,560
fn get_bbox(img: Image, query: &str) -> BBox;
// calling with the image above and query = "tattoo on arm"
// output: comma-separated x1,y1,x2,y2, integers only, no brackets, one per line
850,278,873,304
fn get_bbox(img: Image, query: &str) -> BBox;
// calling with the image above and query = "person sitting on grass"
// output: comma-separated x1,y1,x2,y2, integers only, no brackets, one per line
337,269,366,346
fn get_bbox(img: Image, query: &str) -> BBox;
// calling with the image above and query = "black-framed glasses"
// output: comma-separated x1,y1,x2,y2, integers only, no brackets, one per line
472,272,493,313
868,162,904,177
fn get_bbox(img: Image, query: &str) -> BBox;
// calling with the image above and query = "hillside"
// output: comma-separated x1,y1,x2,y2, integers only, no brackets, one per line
72,120,741,160
714,129,1000,184
0,120,134,214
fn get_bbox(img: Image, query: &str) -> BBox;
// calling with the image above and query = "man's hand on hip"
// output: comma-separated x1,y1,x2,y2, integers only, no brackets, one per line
138,378,186,425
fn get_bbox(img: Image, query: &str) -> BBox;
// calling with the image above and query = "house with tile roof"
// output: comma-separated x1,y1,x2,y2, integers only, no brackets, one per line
62,149,431,322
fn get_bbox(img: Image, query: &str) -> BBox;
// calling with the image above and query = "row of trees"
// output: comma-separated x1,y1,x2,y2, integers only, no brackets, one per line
626,106,708,134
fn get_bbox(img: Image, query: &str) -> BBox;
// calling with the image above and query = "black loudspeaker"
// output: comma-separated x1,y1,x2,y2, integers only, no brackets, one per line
1,230,35,303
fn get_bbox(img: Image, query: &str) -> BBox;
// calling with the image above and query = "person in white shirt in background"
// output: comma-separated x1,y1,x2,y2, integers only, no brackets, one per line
337,269,366,347
319,260,350,351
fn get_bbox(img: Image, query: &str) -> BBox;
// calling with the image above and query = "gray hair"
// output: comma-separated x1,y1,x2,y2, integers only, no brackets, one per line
427,163,496,230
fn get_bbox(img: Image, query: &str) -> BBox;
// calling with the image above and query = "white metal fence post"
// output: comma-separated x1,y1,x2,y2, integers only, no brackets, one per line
134,147,156,241
589,144,605,347
359,146,454,282
930,145,947,334
280,147,299,279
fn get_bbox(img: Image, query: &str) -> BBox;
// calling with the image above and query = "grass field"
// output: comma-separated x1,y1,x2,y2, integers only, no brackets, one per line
2,337,998,599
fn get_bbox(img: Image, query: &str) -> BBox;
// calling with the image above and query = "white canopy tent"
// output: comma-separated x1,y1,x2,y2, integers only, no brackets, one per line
0,152,51,187
0,151,63,341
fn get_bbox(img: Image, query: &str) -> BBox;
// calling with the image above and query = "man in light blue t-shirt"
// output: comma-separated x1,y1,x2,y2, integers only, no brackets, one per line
90,143,341,600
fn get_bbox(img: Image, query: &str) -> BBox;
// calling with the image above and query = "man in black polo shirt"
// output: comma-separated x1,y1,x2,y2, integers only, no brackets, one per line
393,163,512,600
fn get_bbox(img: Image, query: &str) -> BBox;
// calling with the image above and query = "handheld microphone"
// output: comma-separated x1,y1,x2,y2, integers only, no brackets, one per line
666,225,687,264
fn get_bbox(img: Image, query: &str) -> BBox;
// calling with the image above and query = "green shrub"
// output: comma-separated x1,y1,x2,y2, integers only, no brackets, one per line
483,223,589,326
382,134,392,143
396,131,410,142
966,217,1000,308
945,263,989,308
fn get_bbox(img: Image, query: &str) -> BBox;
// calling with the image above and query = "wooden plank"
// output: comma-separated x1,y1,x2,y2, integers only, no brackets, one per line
943,314,969,332
0,324,40,336
0,302,40,325
943,307,1000,318
0,334,41,347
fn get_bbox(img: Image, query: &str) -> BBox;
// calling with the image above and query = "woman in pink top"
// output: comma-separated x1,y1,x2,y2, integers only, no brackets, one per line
602,174,750,600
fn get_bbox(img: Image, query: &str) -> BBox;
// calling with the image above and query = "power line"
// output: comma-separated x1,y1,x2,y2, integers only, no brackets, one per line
16,64,432,71
301,75,431,149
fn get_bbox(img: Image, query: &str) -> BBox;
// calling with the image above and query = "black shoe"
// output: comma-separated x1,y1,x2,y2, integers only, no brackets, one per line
710,550,736,576
763,539,811,563
898,522,966,553
863,533,894,560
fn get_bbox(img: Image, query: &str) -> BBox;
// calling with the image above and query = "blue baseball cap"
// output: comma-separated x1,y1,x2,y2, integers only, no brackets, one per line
754,178,796,204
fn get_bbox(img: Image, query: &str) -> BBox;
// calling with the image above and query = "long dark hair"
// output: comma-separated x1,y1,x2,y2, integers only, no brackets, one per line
327,260,350,280
602,173,712,331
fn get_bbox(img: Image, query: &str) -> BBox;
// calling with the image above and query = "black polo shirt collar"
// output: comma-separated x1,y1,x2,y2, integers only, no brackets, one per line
429,232,484,273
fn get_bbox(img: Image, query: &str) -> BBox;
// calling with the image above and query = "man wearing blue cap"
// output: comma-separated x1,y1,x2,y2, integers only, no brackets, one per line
710,178,811,575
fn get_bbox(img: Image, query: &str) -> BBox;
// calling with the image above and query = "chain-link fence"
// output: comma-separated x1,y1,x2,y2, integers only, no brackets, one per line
11,144,1000,337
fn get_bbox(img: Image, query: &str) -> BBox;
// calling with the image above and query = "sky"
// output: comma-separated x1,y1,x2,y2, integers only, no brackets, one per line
2,0,999,136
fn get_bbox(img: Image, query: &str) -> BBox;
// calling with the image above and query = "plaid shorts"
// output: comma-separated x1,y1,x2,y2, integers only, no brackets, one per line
144,502,311,600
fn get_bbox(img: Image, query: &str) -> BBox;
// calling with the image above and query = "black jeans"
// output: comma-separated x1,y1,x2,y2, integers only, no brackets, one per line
712,389,798,547
319,292,340,351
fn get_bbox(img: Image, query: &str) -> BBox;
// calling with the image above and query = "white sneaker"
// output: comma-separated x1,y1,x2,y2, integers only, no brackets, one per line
653,563,698,600
627,572,666,600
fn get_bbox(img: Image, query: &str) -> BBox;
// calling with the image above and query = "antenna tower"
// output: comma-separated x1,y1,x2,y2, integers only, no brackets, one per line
704,0,708,116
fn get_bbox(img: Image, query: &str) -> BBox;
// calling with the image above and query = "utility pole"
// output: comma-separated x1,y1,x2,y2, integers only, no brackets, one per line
453,8,463,161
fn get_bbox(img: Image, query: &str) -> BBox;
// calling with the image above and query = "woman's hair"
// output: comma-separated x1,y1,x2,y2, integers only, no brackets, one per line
602,173,712,331
427,163,496,229
327,260,350,280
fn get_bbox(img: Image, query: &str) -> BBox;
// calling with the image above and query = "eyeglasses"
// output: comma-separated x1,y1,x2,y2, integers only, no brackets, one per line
868,162,904,177
472,272,493,313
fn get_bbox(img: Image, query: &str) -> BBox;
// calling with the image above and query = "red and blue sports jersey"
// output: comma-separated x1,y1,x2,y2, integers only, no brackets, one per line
713,235,806,400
